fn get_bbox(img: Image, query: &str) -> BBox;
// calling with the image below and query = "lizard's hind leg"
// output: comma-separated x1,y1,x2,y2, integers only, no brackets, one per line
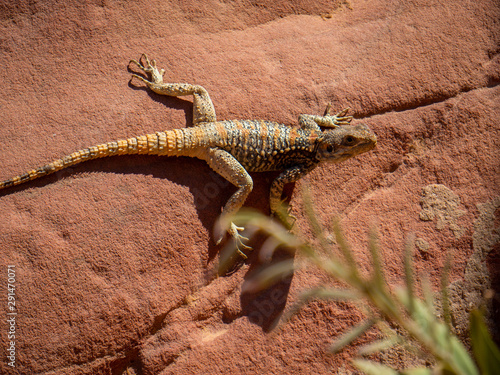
130,54,216,125
200,148,254,258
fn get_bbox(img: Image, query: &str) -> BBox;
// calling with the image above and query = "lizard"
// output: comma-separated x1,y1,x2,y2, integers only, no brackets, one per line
0,54,377,257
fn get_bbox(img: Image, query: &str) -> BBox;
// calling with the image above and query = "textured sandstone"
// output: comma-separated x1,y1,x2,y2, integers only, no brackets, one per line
0,0,498,373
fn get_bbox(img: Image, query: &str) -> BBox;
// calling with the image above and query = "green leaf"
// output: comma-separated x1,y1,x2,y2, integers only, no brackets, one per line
403,235,415,315
328,318,375,354
396,291,478,375
302,183,328,248
352,359,399,375
241,259,296,293
420,274,435,315
273,287,360,333
357,337,400,356
446,335,479,375
368,227,386,290
440,254,452,328
331,219,360,281
401,368,432,375
300,286,361,302
470,309,500,375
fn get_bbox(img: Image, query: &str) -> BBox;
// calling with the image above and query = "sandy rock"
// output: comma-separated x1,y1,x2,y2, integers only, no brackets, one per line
0,0,498,373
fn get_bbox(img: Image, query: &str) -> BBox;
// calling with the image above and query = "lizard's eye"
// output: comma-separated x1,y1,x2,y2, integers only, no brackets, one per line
326,145,334,152
344,136,355,145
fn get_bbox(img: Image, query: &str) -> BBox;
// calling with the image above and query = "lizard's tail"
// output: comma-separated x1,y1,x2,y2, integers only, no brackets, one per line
0,130,180,190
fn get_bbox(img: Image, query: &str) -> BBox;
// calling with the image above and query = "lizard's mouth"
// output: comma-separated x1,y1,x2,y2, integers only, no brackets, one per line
346,136,377,157
318,125,377,163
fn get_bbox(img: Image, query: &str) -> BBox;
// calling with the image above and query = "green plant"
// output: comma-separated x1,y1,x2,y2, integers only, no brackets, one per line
219,193,500,374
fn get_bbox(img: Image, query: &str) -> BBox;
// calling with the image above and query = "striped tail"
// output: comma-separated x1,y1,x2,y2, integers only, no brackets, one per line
0,131,175,190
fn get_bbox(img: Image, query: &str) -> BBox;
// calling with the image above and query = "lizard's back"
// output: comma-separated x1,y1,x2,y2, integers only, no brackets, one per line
169,120,319,172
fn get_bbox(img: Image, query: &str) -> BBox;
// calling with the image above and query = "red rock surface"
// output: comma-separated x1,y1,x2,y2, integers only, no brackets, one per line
0,0,498,373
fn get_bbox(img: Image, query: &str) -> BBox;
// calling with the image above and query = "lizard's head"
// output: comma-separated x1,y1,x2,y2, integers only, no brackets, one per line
316,123,377,163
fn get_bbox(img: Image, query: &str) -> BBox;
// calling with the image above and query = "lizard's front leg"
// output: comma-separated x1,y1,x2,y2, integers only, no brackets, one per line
129,54,216,125
298,105,352,132
269,163,317,229
200,148,254,258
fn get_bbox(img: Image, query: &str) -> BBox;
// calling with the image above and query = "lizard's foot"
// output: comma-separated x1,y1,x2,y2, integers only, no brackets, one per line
323,104,353,126
216,222,252,259
272,202,297,230
129,53,165,85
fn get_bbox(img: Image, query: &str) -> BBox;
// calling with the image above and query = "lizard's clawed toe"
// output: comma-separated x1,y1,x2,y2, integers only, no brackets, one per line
215,222,252,259
323,104,353,126
271,202,297,230
332,107,353,125
230,222,251,259
129,54,165,84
